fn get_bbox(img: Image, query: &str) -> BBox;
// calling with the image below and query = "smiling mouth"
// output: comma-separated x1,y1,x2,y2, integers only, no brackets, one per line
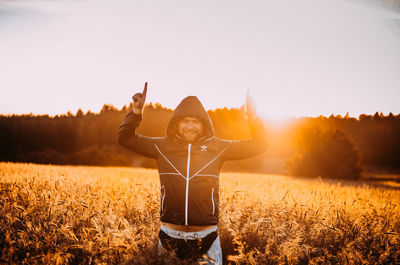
182,131,199,140
184,132,197,137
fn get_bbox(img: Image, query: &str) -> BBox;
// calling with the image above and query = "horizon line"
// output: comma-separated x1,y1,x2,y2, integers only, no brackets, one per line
0,102,399,120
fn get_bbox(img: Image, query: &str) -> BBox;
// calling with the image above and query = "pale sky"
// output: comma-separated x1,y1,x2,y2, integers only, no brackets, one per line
0,0,399,120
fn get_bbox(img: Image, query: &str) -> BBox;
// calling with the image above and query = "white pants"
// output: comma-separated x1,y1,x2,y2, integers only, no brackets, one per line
158,224,223,265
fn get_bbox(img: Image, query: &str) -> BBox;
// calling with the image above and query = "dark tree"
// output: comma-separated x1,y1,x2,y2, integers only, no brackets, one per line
286,127,362,180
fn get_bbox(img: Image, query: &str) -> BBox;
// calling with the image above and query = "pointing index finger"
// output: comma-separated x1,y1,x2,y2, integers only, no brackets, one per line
143,82,148,96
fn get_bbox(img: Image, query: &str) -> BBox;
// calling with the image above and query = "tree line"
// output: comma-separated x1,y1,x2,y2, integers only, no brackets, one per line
1,104,399,178
0,103,255,170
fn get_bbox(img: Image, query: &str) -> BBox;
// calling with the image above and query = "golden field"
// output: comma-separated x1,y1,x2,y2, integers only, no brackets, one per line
0,162,399,264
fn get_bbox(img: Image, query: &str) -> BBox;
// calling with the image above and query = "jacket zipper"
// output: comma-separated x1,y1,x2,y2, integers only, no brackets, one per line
211,188,215,215
161,185,165,212
185,143,191,226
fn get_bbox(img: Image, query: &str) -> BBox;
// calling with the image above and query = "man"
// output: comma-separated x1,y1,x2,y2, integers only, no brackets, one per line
117,83,267,264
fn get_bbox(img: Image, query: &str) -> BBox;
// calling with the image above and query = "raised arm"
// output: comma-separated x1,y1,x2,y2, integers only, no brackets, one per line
221,90,267,161
117,82,158,159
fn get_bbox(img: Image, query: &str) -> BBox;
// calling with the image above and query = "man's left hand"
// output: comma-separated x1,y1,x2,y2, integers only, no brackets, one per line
246,89,257,117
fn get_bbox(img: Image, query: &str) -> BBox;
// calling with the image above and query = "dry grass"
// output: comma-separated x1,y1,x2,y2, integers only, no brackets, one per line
0,162,399,264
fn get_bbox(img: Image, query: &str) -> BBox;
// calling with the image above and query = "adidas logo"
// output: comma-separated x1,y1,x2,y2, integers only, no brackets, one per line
200,145,208,151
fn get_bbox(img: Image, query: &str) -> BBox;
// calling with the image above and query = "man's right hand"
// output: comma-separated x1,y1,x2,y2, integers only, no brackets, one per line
246,89,257,118
132,82,148,115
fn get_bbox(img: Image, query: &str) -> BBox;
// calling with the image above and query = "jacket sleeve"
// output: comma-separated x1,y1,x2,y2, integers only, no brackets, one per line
116,111,158,159
220,114,267,161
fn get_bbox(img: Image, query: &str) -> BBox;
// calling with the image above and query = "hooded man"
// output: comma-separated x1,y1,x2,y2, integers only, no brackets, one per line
117,83,267,264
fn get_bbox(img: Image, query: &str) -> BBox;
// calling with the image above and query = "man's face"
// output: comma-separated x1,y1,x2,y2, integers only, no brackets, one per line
177,117,203,143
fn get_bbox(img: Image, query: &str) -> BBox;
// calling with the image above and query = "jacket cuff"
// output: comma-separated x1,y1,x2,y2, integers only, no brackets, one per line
121,110,142,125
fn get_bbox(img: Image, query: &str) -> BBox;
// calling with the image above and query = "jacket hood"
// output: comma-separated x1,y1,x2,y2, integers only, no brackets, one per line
167,96,214,139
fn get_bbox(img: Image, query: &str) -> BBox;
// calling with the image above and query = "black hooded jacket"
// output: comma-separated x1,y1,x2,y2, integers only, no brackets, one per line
117,96,267,226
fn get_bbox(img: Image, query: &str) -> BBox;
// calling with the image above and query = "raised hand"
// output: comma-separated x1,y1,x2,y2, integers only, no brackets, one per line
246,88,257,117
132,82,148,114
